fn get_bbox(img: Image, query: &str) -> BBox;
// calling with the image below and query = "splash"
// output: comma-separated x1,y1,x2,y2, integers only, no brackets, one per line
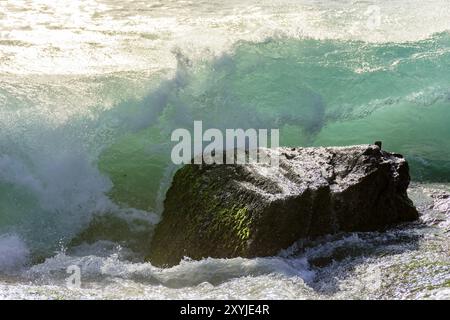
0,0,449,299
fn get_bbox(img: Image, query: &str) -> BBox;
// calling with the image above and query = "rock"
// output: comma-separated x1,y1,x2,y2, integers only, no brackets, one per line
148,145,419,267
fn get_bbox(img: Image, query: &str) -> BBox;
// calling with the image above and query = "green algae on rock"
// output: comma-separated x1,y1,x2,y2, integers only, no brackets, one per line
148,145,419,267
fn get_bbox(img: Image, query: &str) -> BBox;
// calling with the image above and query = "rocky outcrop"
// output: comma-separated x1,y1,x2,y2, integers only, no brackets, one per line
148,144,419,267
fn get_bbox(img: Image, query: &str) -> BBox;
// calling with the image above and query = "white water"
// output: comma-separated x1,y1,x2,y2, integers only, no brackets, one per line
0,183,448,300
1,0,450,76
0,0,449,299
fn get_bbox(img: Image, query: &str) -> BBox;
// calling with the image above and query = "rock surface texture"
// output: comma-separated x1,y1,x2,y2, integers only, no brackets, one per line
148,145,419,267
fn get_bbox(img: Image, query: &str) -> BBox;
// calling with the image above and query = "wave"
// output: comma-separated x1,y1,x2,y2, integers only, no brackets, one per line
0,32,449,262
100,32,450,212
8,184,449,299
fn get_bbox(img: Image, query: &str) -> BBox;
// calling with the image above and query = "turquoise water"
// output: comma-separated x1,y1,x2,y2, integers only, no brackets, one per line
0,0,449,299
101,33,450,215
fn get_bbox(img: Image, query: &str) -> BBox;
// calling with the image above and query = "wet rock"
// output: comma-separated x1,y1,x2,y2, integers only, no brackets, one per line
148,145,419,267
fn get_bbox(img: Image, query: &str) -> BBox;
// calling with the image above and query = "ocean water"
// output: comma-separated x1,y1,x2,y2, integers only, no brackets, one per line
0,0,449,299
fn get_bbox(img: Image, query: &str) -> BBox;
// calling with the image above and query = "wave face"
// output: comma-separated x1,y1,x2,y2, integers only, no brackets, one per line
100,33,450,214
5,33,449,255
0,0,449,298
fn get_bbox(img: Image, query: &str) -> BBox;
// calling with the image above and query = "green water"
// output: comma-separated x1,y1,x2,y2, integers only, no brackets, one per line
100,33,450,211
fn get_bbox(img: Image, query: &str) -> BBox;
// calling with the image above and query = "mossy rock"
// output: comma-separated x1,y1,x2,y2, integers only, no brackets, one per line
148,145,419,267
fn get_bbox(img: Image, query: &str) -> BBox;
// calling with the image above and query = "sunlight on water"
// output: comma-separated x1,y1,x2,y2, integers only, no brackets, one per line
0,0,449,299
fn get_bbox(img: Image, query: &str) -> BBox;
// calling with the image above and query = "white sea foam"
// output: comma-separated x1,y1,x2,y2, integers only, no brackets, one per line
0,1,449,299
0,0,449,75
0,234,30,273
4,193,448,299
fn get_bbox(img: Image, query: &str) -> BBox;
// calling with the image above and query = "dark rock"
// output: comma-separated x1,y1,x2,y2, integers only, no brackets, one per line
148,145,419,267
